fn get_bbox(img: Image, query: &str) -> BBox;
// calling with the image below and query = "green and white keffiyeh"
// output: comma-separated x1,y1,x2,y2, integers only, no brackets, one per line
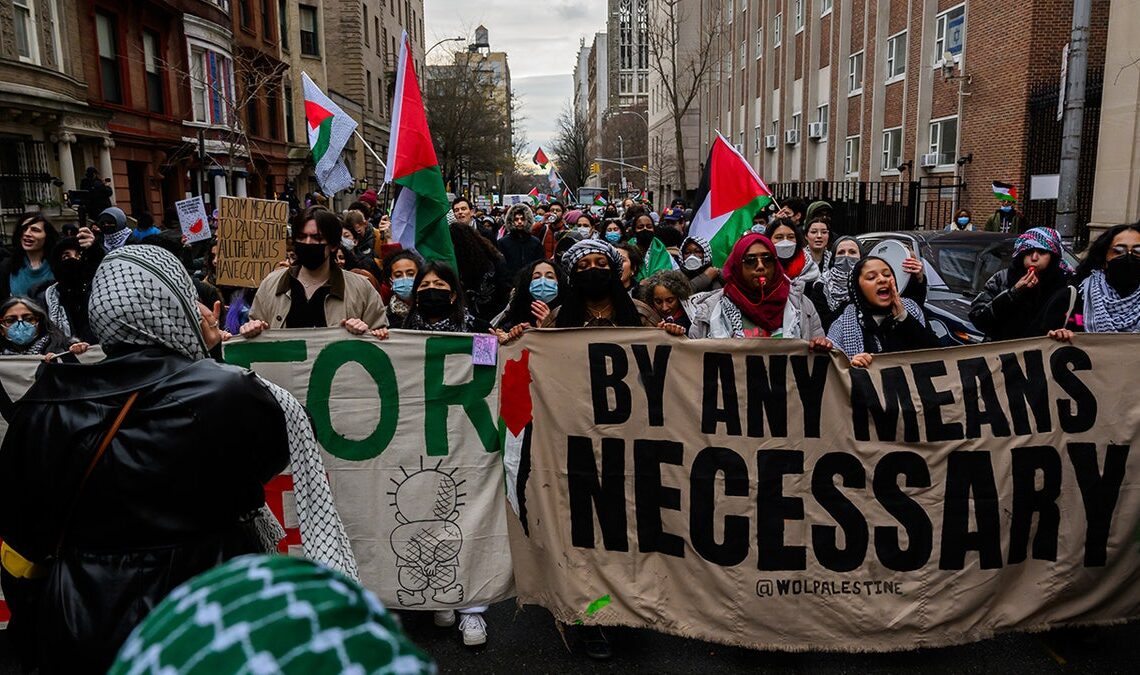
109,555,435,674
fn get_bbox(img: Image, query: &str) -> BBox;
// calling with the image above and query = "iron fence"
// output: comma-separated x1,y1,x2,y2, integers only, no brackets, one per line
770,177,960,235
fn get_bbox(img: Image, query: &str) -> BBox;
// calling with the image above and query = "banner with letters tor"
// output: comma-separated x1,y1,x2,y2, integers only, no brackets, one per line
499,329,1140,652
226,329,514,611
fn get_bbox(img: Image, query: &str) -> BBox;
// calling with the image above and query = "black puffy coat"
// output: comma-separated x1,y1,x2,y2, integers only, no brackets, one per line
969,266,1074,341
0,346,290,673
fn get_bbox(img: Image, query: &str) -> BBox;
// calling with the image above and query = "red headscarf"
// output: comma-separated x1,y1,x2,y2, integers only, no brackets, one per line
722,233,791,333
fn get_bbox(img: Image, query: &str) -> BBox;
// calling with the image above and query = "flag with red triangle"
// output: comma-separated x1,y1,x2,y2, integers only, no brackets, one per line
688,133,775,266
526,187,540,205
384,32,457,270
302,73,356,195
532,147,550,169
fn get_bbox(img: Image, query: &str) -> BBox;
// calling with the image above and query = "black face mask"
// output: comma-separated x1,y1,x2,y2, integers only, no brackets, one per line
634,230,654,248
1106,254,1140,297
294,242,328,270
54,257,85,287
416,288,453,318
573,268,613,300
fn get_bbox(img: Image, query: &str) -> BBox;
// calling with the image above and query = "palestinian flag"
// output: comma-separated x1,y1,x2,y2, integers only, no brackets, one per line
532,147,549,169
384,32,457,269
637,237,679,281
527,187,540,205
499,349,534,535
593,195,608,207
688,133,774,266
992,181,1018,202
302,73,356,195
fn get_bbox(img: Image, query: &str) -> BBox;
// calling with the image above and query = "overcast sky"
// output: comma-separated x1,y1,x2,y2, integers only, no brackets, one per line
424,0,608,163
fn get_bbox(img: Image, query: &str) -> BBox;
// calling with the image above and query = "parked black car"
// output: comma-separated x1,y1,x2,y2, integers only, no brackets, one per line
855,231,1079,346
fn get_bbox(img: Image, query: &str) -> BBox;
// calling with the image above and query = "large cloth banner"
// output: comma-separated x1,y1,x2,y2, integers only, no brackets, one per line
224,329,514,610
499,330,1140,652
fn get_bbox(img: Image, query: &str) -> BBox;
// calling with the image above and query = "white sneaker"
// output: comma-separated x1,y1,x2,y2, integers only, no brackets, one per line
458,612,487,646
433,609,456,627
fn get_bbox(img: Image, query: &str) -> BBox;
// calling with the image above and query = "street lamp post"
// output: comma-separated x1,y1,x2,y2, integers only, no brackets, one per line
618,135,625,193
426,36,466,58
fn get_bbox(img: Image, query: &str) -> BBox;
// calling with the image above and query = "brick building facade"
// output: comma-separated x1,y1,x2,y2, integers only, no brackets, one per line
657,0,1109,225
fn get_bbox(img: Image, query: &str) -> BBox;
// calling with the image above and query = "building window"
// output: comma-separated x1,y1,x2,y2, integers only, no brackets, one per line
299,4,319,56
95,12,122,104
367,69,373,110
816,104,829,137
794,0,803,32
239,0,252,28
363,4,370,46
637,0,648,70
847,51,864,95
379,76,385,115
886,31,907,81
845,137,860,175
754,125,761,153
773,13,782,47
929,117,959,165
375,17,381,56
262,0,273,37
935,5,966,63
284,84,295,142
14,0,39,64
740,40,746,66
190,47,233,126
790,112,801,133
638,72,648,93
619,0,632,69
245,75,261,136
771,119,780,137
881,128,902,172
821,0,833,16
142,30,164,113
279,0,288,49
755,28,762,58
267,84,280,139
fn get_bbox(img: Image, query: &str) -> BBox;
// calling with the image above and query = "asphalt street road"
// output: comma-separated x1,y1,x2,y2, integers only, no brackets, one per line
396,599,1140,674
2,600,1136,672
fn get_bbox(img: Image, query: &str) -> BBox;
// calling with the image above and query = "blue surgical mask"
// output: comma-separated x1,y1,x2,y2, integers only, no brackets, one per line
605,231,622,243
6,320,38,347
957,217,970,226
528,277,559,304
391,277,414,300
1000,205,1013,213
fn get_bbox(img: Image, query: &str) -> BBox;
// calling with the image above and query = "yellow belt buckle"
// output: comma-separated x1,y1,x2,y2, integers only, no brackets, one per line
1,540,45,580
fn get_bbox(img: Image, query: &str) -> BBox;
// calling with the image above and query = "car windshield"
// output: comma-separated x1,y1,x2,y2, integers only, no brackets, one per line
928,240,1081,295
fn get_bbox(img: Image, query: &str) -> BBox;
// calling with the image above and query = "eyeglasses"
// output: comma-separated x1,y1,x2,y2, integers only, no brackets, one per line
741,254,775,269
1,316,38,327
1109,244,1140,257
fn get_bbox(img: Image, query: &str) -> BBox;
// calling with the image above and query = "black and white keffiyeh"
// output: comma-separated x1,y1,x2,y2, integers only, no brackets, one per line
560,238,624,276
44,284,72,337
403,311,472,333
681,236,713,268
827,257,927,357
1082,270,1140,333
89,246,359,579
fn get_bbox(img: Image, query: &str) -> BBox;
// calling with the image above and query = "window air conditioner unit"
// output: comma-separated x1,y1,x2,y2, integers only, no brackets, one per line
808,122,826,139
765,135,778,150
784,129,801,145
920,152,941,168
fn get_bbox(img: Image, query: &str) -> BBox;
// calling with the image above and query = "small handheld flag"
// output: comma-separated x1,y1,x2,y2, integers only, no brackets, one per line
302,73,357,195
992,181,1018,202
533,148,550,169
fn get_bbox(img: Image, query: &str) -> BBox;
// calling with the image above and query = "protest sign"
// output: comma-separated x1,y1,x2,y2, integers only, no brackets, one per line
499,330,1140,652
214,196,288,288
225,329,514,610
175,195,211,244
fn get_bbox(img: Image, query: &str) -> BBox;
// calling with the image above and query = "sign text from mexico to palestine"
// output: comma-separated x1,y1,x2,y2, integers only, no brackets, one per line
225,329,514,610
214,196,288,288
498,330,1140,652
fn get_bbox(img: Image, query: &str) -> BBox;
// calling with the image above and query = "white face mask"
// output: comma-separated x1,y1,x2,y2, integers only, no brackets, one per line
577,226,593,238
775,240,798,260
683,255,704,271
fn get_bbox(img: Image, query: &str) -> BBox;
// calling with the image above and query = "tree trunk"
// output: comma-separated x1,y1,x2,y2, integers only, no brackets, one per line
673,111,688,199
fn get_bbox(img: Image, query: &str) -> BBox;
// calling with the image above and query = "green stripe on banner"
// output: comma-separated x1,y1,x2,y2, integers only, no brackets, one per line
708,195,773,267
313,117,333,163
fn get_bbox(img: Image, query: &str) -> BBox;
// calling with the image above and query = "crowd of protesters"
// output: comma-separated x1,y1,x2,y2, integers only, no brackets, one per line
0,186,1137,671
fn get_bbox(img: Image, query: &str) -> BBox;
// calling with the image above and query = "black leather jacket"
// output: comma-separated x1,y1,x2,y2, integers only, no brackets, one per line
0,346,290,673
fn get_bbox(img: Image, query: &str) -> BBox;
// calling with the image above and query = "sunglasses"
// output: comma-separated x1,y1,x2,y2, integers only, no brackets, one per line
741,254,775,269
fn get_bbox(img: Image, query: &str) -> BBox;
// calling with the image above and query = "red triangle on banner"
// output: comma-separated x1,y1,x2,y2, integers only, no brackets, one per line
305,100,334,130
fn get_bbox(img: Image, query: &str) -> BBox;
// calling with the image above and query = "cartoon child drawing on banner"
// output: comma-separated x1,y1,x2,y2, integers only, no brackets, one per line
389,460,466,606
